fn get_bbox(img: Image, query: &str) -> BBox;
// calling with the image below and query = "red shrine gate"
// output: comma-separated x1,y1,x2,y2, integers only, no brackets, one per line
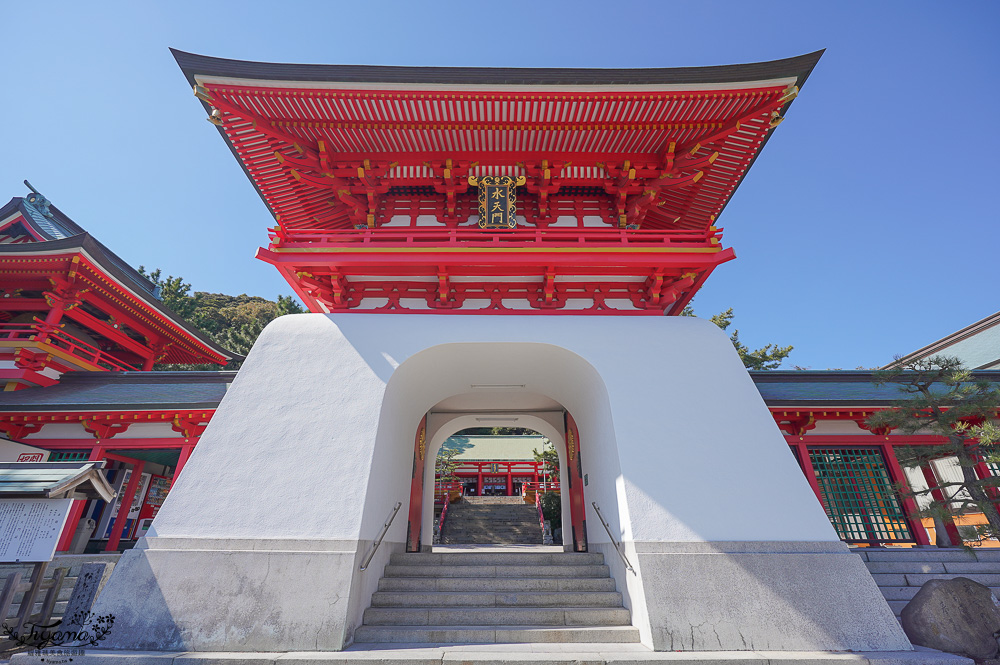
407,412,589,552
172,51,822,553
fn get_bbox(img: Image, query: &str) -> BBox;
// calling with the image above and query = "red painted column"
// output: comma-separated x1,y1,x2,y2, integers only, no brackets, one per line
506,464,513,496
405,416,427,553
477,464,483,496
920,463,962,546
42,300,67,327
533,464,539,485
173,442,196,480
791,441,824,504
564,412,587,552
106,460,146,552
56,444,104,552
882,441,931,546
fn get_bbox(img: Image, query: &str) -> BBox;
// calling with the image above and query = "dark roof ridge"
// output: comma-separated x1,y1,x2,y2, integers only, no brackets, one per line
887,310,1000,369
0,197,240,363
54,370,237,384
172,48,824,89
750,368,1000,383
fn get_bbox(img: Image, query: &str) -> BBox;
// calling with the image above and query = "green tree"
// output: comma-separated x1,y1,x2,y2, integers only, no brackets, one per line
533,439,560,483
138,267,304,370
436,444,461,483
138,267,201,321
867,356,1000,546
682,306,793,370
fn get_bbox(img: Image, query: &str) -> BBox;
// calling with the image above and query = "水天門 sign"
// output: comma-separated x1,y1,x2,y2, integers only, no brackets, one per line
469,175,526,229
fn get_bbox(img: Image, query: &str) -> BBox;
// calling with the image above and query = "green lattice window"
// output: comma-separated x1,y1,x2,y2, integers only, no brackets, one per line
49,451,89,462
988,462,1000,477
808,447,912,543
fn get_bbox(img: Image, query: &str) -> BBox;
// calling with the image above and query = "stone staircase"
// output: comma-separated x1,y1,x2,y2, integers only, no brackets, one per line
856,546,1000,617
440,495,541,545
353,551,640,645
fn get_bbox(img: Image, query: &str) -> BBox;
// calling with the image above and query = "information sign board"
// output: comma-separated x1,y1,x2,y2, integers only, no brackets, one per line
0,499,73,562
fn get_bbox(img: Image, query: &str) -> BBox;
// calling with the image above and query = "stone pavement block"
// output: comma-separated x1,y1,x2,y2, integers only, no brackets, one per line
865,562,946,574
864,648,974,665
441,655,605,665
10,651,181,664
173,653,284,664
280,649,443,665
863,551,976,562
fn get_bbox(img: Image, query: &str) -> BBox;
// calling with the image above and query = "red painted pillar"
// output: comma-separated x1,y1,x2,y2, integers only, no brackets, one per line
56,444,104,552
476,464,483,497
882,441,931,546
173,442,196,480
792,441,824,504
506,464,513,496
564,412,588,552
533,463,539,485
920,463,962,546
405,416,427,553
106,460,146,552
42,301,67,327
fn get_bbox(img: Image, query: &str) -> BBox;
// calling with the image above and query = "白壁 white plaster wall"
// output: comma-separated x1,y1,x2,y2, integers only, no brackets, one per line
92,313,909,653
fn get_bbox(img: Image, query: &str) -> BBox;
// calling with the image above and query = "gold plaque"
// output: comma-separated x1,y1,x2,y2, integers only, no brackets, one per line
469,175,526,229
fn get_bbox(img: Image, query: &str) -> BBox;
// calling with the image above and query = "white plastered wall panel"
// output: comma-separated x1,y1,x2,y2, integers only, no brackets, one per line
91,313,910,653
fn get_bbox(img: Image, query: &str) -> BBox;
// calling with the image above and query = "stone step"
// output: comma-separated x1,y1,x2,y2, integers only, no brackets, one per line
941,561,1000,574
378,576,617,593
869,573,906,586
363,606,631,627
860,549,977,562
887,599,908,616
445,510,538,524
444,527,539,533
879,586,921,601
352,624,642,644
447,524,537,528
443,522,539,527
384,564,610,578
447,516,536,519
969,550,1000,562
864,561,947,574
902,572,1000,586
391,552,603,566
371,590,624,607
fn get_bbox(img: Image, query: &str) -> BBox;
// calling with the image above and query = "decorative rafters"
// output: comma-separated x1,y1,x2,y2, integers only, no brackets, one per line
199,78,800,233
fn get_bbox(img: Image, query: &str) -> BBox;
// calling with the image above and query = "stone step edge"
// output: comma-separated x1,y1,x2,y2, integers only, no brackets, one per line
11,648,971,665
365,606,629,612
353,624,640,632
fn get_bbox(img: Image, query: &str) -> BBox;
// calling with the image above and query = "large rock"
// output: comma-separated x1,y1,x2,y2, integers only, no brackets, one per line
901,576,1000,659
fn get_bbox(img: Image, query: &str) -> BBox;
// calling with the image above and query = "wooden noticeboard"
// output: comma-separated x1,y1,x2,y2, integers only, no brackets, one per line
0,499,73,562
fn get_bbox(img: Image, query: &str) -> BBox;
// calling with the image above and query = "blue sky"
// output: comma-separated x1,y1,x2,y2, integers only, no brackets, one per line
2,1,997,369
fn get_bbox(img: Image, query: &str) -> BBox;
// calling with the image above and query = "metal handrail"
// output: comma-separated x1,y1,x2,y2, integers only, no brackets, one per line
359,501,402,571
591,502,635,574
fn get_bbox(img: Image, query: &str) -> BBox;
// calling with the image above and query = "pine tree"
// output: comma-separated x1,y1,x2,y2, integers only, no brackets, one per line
681,306,792,370
867,356,1000,545
532,439,560,483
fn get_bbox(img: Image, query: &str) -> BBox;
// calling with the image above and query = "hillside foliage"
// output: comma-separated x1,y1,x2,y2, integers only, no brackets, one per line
139,267,304,370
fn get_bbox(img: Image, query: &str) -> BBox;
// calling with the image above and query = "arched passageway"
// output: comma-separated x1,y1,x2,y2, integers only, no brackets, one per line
360,341,625,556
414,409,584,551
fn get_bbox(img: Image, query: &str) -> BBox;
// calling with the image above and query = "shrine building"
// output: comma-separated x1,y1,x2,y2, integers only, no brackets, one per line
0,49,991,661
0,189,235,553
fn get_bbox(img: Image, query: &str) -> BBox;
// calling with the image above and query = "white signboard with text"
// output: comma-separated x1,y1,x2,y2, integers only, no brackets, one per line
0,499,73,562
